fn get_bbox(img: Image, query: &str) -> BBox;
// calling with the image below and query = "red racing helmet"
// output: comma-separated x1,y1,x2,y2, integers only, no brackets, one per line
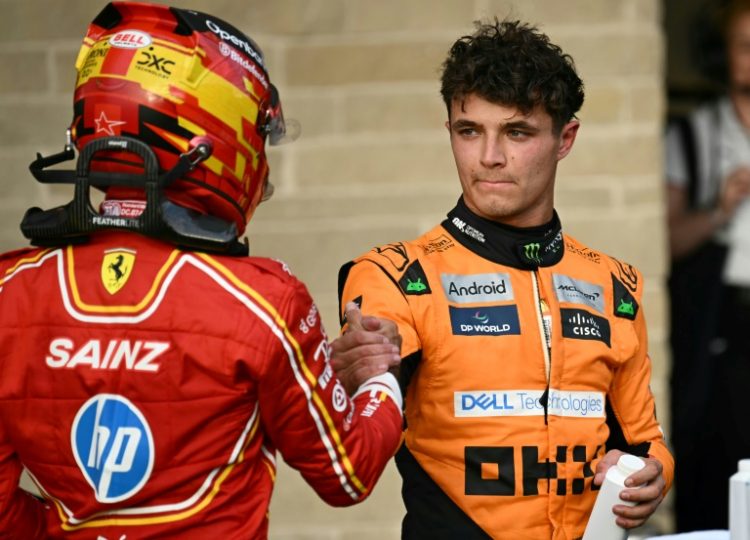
69,1,289,236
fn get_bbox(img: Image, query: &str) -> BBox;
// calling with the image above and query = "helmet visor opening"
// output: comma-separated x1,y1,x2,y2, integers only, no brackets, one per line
261,84,300,146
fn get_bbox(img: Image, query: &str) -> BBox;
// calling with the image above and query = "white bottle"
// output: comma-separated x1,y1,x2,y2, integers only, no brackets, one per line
730,459,750,540
582,454,645,540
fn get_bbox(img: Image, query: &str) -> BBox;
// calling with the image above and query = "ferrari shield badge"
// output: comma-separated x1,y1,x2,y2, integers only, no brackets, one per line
101,249,135,294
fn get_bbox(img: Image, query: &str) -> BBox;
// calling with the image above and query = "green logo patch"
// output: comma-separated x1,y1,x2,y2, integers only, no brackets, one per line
612,274,638,320
399,260,432,296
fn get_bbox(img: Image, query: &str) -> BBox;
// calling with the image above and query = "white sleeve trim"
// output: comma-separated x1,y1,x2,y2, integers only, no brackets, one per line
353,372,403,414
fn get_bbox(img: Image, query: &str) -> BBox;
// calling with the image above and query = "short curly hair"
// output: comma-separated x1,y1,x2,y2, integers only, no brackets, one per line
440,19,585,132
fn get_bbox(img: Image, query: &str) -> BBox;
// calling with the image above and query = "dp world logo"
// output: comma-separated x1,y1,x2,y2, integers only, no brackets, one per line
71,394,154,503
473,312,489,324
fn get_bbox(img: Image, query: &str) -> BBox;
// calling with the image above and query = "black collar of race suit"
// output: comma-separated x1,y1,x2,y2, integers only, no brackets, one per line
442,197,565,269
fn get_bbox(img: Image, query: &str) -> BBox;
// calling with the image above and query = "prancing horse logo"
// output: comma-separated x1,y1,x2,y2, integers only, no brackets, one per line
101,249,136,295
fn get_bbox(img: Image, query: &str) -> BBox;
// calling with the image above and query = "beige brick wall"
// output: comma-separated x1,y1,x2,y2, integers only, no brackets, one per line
2,0,672,536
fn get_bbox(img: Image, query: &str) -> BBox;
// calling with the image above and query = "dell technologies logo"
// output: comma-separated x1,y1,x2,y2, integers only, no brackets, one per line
455,389,605,418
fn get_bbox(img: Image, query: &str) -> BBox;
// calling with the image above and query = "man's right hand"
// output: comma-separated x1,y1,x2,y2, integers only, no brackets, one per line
330,302,401,394
718,166,750,223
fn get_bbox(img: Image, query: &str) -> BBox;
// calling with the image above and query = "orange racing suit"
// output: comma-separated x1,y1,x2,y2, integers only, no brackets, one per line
338,198,673,539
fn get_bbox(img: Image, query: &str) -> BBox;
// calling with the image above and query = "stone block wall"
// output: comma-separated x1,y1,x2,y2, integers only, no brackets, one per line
0,0,671,536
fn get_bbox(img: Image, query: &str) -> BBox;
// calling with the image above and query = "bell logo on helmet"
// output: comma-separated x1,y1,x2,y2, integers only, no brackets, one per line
109,30,152,49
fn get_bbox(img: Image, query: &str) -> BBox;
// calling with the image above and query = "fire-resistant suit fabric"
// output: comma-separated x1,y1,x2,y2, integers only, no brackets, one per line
338,199,673,540
0,231,403,539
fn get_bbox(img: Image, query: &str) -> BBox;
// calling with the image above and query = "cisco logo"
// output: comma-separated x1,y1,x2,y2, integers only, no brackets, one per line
71,394,154,503
561,308,611,347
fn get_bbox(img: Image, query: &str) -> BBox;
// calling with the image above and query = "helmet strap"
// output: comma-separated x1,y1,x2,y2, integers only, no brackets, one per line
22,135,248,256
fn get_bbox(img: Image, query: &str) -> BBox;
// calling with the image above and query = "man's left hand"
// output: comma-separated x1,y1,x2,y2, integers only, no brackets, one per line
592,450,665,529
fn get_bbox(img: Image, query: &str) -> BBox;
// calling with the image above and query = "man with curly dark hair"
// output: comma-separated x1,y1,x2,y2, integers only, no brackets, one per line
337,20,673,538
440,19,584,134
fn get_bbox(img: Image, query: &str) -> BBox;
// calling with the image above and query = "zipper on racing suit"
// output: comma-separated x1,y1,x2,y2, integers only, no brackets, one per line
531,270,553,424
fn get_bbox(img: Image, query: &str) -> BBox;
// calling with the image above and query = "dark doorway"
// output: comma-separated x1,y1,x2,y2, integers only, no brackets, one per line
664,0,728,118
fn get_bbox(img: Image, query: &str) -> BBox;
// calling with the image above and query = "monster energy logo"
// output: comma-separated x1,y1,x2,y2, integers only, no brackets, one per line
616,299,635,316
524,243,541,263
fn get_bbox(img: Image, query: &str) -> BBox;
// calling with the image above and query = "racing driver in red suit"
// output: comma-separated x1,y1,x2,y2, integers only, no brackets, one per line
0,3,403,538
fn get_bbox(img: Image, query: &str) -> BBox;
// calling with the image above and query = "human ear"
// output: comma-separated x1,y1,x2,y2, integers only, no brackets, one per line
557,120,580,160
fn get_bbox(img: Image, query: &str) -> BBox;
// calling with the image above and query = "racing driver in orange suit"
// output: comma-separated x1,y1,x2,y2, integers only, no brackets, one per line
0,3,403,538
338,20,673,539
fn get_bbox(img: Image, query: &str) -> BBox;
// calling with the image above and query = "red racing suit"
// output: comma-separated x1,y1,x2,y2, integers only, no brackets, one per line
338,199,673,539
0,231,402,539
